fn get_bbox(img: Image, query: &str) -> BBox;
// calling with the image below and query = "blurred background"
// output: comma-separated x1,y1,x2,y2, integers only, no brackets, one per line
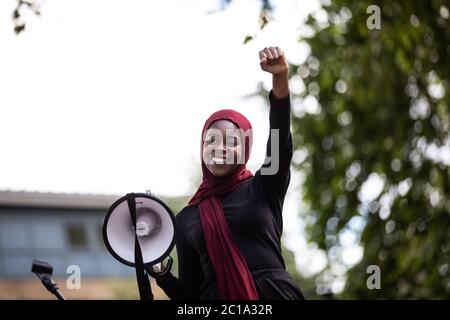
0,0,449,299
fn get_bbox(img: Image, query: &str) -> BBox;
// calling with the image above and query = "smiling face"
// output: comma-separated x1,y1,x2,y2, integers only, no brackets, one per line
202,119,244,178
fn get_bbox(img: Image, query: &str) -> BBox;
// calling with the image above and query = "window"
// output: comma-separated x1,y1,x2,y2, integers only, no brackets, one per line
65,223,88,249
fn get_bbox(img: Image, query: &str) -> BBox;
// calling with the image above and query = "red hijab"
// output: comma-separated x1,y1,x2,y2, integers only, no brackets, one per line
187,109,259,300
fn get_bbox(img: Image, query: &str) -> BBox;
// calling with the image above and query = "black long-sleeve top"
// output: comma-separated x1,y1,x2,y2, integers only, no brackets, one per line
156,90,304,300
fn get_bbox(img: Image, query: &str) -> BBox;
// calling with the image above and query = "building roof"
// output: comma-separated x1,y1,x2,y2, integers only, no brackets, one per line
0,190,121,210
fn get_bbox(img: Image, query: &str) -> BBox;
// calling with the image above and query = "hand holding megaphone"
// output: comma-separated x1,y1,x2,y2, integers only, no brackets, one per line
148,256,173,277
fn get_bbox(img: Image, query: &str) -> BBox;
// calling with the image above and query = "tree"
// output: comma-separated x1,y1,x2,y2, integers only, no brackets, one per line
293,0,449,298
11,0,43,34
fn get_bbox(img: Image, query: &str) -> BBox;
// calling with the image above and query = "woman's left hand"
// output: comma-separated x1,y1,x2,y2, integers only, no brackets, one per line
259,46,288,75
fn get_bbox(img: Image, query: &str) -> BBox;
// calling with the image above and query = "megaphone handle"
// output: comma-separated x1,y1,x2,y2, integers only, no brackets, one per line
162,256,174,275
146,256,173,278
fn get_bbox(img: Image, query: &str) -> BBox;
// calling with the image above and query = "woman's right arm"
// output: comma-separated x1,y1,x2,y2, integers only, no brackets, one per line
155,212,202,300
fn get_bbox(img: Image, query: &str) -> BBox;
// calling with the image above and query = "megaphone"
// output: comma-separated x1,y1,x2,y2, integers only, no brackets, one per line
102,192,176,300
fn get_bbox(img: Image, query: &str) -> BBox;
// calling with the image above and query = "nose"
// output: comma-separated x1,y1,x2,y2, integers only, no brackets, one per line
213,146,227,158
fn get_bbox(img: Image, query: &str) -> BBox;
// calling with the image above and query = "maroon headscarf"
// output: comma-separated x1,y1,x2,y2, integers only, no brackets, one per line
187,109,259,300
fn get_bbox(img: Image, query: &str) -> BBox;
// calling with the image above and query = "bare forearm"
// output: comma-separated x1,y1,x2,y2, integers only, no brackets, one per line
272,70,289,99
259,46,289,98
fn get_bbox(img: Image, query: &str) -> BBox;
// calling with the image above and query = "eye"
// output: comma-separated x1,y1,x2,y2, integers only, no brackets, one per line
206,136,216,144
226,137,238,147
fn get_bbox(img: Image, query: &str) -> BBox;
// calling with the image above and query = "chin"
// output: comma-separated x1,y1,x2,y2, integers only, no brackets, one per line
209,165,235,177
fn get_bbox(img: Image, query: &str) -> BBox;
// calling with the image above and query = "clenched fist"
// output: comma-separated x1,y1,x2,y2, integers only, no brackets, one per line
259,46,288,75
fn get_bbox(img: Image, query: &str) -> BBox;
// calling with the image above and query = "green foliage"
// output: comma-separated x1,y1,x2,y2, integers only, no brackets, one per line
293,0,450,298
160,195,191,216
282,244,332,299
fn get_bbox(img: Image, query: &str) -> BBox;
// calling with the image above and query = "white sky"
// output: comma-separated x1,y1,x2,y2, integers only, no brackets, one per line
0,0,318,196
1,0,343,278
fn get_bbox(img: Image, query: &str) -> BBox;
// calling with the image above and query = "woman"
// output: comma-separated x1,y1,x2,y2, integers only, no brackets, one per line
155,46,304,300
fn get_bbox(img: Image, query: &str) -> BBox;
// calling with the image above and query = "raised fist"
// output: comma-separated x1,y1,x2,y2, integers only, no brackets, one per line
259,46,288,75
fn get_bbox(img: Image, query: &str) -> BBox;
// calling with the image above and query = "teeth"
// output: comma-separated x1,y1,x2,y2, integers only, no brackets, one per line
212,157,226,164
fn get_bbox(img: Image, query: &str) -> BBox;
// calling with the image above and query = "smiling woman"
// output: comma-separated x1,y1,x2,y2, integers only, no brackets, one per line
202,119,245,178
201,111,253,177
154,46,304,300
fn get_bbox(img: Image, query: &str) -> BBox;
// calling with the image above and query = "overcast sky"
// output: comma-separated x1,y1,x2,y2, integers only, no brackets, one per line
0,0,318,196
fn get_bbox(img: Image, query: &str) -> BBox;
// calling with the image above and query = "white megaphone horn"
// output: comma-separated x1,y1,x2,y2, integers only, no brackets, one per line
102,192,176,300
